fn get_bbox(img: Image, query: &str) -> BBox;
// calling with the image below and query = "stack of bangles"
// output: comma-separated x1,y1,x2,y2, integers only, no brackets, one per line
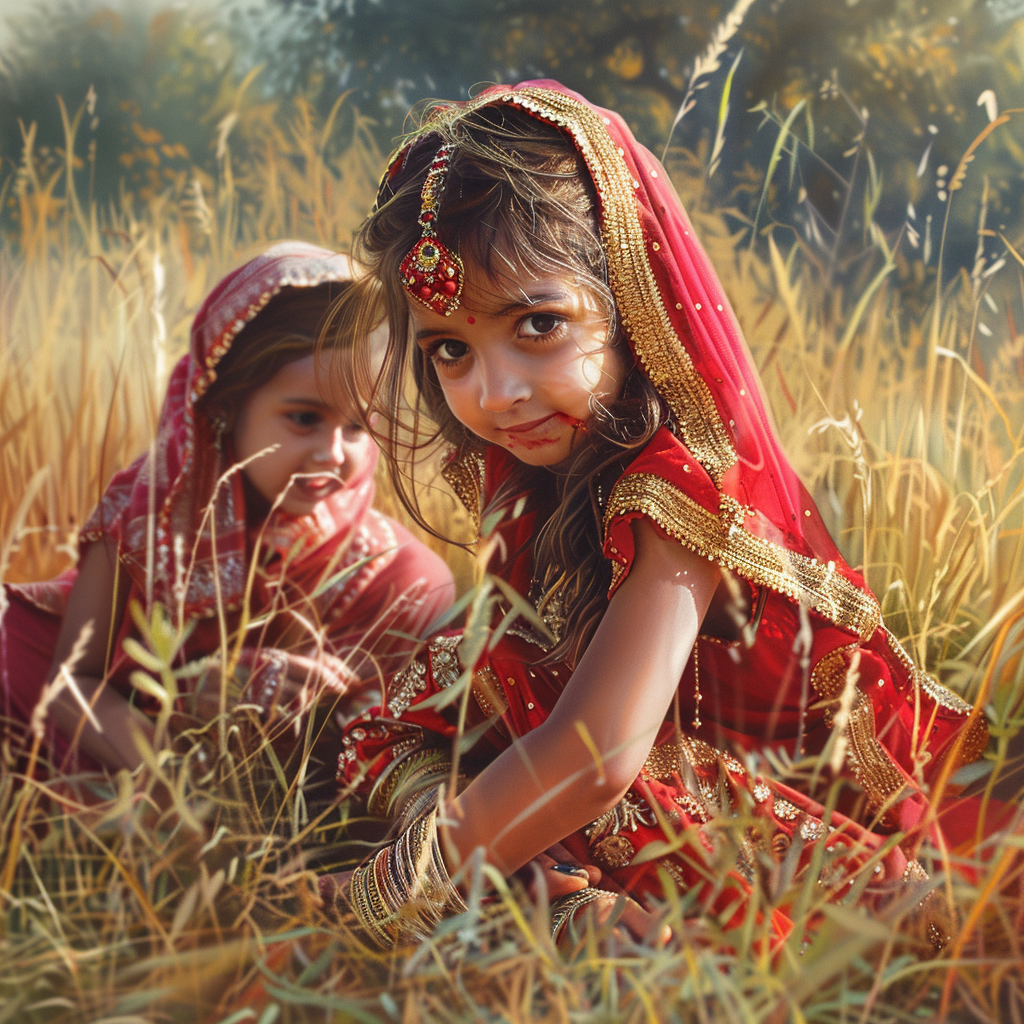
347,803,468,948
550,888,619,943
347,780,619,949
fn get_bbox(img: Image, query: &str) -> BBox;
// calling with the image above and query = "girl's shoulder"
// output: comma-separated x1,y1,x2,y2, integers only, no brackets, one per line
361,509,456,600
605,424,720,523
79,453,149,551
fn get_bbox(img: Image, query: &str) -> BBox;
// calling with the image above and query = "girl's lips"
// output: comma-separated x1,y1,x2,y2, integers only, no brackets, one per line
293,476,343,501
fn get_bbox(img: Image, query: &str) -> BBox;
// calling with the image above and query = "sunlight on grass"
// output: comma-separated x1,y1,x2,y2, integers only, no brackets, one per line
0,76,1021,1024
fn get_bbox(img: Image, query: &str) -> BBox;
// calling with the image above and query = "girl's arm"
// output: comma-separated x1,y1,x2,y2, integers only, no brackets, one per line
442,518,720,876
45,536,154,771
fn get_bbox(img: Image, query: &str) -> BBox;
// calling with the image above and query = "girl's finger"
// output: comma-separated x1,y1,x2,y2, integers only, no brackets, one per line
614,901,672,946
520,855,590,901
544,843,602,886
543,866,590,900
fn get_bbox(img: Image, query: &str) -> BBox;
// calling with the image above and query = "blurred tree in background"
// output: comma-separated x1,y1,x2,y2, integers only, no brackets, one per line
1,0,1022,278
0,3,235,204
242,0,1023,261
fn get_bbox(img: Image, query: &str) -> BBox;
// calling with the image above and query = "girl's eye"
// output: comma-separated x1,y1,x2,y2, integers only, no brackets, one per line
520,313,565,338
433,339,469,363
287,410,322,429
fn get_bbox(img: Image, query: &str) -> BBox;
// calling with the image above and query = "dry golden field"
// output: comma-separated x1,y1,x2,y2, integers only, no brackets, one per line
0,78,1022,1022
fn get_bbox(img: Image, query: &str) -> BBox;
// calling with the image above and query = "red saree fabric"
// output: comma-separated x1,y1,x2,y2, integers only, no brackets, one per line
337,84,989,945
2,242,454,768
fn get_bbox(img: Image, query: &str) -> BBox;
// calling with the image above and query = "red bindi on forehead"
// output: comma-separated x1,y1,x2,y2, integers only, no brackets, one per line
466,316,476,324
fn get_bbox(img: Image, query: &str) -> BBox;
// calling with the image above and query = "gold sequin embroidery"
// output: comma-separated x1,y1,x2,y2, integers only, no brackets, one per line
440,448,485,533
810,644,908,816
387,660,428,718
428,635,462,690
585,791,657,846
471,664,508,718
773,799,800,821
605,474,880,640
592,834,636,869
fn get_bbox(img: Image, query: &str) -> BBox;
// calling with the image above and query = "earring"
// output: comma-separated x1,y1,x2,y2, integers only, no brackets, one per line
211,412,228,450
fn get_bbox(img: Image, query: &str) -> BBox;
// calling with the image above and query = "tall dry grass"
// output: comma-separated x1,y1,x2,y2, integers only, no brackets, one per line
0,74,1021,1023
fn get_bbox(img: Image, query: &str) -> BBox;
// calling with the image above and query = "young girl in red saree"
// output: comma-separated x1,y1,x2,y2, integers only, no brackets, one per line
330,83,989,949
1,241,454,780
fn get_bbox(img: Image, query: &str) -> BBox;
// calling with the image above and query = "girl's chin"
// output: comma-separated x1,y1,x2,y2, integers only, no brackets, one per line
499,438,573,466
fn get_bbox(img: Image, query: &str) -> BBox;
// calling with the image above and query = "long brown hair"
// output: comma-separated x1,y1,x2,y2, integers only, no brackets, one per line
338,104,666,664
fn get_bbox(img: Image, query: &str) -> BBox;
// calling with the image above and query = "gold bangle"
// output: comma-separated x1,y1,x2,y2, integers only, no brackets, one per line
369,744,450,818
550,888,618,942
344,804,468,949
349,858,391,947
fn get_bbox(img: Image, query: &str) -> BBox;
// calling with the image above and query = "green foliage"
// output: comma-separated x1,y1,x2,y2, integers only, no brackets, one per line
2,0,1023,281
1,3,1023,1020
0,2,237,207
244,0,1024,276
238,0,697,142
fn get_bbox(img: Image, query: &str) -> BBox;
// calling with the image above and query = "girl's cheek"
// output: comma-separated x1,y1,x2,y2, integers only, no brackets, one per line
437,375,472,412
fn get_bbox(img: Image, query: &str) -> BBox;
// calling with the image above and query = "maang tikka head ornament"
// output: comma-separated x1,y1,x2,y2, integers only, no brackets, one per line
399,141,465,316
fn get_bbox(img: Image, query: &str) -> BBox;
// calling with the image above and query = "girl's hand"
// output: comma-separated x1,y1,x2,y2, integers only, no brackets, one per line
317,869,353,915
192,649,360,722
318,845,597,917
520,844,669,945
517,842,600,900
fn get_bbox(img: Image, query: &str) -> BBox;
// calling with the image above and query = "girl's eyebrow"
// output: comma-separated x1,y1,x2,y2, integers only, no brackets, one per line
415,289,570,342
491,289,569,317
280,397,333,409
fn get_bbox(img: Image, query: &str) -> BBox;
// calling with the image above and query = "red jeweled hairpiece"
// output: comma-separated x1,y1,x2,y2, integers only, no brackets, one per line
399,142,465,317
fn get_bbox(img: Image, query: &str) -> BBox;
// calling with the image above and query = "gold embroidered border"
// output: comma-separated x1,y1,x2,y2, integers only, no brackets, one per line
883,629,987,769
471,665,509,718
403,86,737,486
810,643,863,701
845,692,908,813
883,628,973,716
605,473,880,640
642,735,745,780
440,449,485,533
809,645,907,815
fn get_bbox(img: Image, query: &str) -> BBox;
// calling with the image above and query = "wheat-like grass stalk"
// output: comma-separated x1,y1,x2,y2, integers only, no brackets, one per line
662,0,761,162
0,74,1022,1023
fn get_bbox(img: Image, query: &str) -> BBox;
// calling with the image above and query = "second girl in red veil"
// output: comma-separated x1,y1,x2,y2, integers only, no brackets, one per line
1,242,454,782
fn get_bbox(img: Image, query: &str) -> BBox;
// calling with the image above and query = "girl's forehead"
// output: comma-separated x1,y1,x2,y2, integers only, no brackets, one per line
261,352,360,412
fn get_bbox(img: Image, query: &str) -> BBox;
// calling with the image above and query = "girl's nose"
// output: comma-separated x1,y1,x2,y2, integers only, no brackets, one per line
313,427,346,466
478,358,530,413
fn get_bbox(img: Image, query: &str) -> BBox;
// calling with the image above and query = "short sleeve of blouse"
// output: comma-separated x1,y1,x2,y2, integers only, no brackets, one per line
602,426,721,598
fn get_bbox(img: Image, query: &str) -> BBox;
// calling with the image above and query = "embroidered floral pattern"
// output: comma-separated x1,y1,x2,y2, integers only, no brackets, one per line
387,660,428,718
